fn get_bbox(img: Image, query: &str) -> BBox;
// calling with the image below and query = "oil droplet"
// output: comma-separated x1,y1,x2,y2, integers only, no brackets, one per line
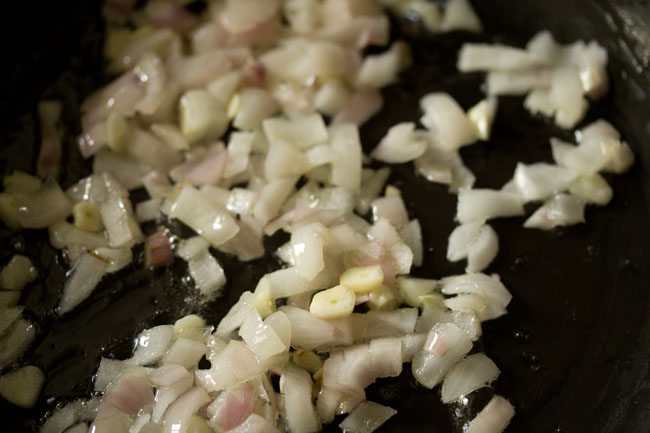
513,329,532,344
521,351,542,371
553,425,566,433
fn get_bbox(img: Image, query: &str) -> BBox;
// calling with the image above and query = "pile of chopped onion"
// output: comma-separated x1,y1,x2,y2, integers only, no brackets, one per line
0,1,637,433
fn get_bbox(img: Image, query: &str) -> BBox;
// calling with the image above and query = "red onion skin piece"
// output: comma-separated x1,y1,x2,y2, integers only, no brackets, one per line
145,228,174,269
241,61,267,87
102,373,154,416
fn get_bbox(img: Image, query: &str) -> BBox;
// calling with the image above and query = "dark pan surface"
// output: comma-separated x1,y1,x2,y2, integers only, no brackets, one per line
2,1,650,432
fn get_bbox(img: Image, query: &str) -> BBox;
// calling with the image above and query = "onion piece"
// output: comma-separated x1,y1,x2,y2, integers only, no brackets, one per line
152,369,194,424
440,273,512,311
329,124,363,193
224,132,255,179
569,174,613,206
0,307,23,337
0,365,45,409
0,255,37,291
411,323,472,388
215,291,256,338
523,193,586,231
420,93,478,151
208,384,258,432
127,325,174,366
16,178,72,229
58,253,108,314
371,122,428,164
0,319,35,368
239,310,290,360
195,340,263,392
227,413,279,433
254,178,297,226
170,185,240,247
350,308,418,341
100,193,143,249
93,150,152,191
441,353,500,403
94,358,128,392
144,228,174,269
171,142,229,186
511,162,577,202
339,401,396,433
162,387,210,433
233,88,280,131
457,189,525,224
467,97,498,141
356,168,391,214
355,41,410,89
458,44,536,72
40,399,99,433
0,292,20,307
577,120,634,174
180,90,228,145
280,365,322,433
465,395,515,433
263,114,328,150
281,306,354,350
332,89,383,126
291,223,326,280
371,196,409,229
549,67,588,129
486,70,551,96
163,338,207,369
550,137,609,176
440,0,482,33
177,237,227,297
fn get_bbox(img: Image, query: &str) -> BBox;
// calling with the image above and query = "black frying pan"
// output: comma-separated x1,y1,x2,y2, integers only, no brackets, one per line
3,0,650,432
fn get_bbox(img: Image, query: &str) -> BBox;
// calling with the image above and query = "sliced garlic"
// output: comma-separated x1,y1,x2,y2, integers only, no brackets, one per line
339,265,384,294
309,285,355,319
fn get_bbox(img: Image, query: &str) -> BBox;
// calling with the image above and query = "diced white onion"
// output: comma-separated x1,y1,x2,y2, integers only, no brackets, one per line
465,395,515,433
441,353,500,403
0,319,35,368
457,189,525,224
440,0,482,33
0,365,45,408
420,93,478,151
411,323,472,388
58,253,108,314
523,193,586,230
339,401,396,433
0,255,37,291
127,325,174,366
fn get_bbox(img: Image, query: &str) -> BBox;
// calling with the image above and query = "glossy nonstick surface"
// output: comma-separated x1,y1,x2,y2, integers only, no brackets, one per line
2,1,650,432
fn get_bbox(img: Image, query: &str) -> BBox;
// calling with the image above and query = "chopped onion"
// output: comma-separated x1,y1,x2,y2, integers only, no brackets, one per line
40,398,99,433
253,178,297,226
411,323,472,388
280,306,354,350
145,228,174,268
0,307,23,337
163,387,210,433
457,189,525,224
208,384,258,432
0,319,35,368
93,150,152,191
577,120,634,174
291,223,326,280
58,253,108,314
465,395,515,433
329,123,363,193
447,221,499,273
350,308,418,341
280,365,322,433
355,41,410,89
171,142,229,186
195,340,263,392
440,273,512,312
170,185,240,247
180,90,229,144
371,196,409,229
215,291,255,338
467,97,498,140
94,358,128,392
441,353,500,403
458,44,536,72
550,137,609,176
332,89,383,126
549,66,588,129
511,162,577,202
233,88,280,131
486,70,551,96
440,0,482,32
163,338,207,369
227,413,279,433
0,365,44,408
523,193,586,230
372,122,428,164
100,192,144,249
152,369,194,423
0,292,20,307
239,310,290,360
16,178,72,229
420,93,478,151
339,401,396,433
127,325,173,366
224,132,255,179
0,255,37,291
569,174,613,206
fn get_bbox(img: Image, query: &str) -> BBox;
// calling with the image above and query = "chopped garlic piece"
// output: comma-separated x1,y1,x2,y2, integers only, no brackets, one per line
309,285,355,319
